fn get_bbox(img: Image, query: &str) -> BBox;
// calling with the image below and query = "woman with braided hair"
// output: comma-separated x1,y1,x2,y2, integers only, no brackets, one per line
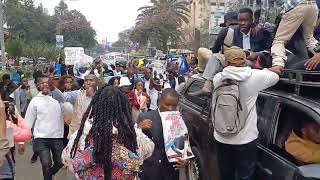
61,85,154,180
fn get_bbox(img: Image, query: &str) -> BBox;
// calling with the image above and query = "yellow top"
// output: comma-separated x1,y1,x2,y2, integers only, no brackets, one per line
285,131,320,164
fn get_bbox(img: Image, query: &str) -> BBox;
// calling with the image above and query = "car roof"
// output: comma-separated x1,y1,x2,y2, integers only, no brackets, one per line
185,76,320,123
262,89,320,111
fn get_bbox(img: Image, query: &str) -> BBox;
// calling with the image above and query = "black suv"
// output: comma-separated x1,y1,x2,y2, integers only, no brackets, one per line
179,70,320,180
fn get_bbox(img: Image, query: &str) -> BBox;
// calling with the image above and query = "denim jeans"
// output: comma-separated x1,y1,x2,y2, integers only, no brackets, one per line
33,138,64,180
216,140,257,180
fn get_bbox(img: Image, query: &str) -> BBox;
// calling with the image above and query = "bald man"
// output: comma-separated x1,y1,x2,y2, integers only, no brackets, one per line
50,74,98,137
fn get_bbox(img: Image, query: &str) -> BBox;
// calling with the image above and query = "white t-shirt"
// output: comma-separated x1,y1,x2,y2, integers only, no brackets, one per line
145,79,150,95
149,88,159,110
25,93,64,139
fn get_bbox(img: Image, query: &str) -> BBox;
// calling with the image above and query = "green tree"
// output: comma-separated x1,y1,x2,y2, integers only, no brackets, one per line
137,0,190,26
43,45,62,63
23,42,45,64
54,0,68,18
4,0,97,48
132,0,190,52
113,28,136,52
54,2,97,48
6,39,24,65
4,0,56,43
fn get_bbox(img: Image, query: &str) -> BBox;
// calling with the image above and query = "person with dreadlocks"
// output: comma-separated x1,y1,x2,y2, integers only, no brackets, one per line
61,85,154,180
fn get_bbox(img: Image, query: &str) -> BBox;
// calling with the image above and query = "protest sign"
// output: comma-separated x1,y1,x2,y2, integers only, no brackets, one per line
160,111,194,162
64,47,85,65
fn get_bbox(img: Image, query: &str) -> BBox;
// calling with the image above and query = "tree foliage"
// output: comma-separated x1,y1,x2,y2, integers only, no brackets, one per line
54,1,97,48
112,28,138,52
130,0,190,52
6,39,24,65
4,0,97,48
23,41,45,64
43,45,63,62
22,41,64,64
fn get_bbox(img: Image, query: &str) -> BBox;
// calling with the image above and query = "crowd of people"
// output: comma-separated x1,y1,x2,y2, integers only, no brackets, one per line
0,2,318,180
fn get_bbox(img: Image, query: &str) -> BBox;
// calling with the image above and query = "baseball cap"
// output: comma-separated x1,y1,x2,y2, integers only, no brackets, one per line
119,77,132,87
224,11,238,21
224,46,246,66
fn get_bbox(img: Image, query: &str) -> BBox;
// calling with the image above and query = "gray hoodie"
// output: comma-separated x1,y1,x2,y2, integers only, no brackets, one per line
213,67,279,145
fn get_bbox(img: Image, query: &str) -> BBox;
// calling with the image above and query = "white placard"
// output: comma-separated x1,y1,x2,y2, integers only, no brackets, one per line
160,111,194,162
64,47,85,65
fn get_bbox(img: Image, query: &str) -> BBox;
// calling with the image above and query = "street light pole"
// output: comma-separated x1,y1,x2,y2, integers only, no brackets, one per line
0,0,6,71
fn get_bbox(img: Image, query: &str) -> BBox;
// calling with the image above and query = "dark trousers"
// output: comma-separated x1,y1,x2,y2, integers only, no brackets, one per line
33,138,64,180
216,140,257,180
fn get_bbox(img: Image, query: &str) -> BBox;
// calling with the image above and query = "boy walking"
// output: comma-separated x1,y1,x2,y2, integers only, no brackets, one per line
25,76,64,180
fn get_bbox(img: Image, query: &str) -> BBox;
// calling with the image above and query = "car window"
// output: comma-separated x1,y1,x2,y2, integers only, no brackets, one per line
256,95,279,146
272,103,320,166
185,80,211,109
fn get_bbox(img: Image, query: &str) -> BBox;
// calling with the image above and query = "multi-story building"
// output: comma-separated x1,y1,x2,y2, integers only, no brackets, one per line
182,0,265,50
179,0,213,49
188,0,212,32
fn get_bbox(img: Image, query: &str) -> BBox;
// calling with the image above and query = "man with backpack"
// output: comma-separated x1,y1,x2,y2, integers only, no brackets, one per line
212,47,279,180
190,8,272,96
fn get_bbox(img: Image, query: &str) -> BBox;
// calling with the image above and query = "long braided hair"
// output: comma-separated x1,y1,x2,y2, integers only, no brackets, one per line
70,85,138,180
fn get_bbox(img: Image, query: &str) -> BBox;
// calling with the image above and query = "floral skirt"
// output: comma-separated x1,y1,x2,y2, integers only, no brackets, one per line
76,165,137,180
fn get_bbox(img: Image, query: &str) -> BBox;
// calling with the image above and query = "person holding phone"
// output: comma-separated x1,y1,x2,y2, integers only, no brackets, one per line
0,100,32,180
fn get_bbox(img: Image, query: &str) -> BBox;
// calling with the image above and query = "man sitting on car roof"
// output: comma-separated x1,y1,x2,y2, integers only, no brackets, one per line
190,8,272,96
285,120,320,164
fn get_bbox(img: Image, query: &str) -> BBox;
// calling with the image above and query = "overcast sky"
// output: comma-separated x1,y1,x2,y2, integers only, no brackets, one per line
35,0,150,43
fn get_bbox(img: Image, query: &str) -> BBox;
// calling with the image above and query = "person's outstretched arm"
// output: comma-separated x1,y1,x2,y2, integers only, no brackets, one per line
50,88,80,105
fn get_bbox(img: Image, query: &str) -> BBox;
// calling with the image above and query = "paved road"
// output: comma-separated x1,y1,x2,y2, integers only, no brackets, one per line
14,80,72,180
15,144,72,180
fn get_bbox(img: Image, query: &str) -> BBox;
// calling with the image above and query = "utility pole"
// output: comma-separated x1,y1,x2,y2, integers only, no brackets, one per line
0,0,6,71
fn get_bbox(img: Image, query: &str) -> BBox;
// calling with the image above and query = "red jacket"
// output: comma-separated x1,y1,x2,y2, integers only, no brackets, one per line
126,91,140,110
6,114,32,143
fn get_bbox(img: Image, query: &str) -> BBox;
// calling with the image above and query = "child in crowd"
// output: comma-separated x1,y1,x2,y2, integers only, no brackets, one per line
134,80,149,113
